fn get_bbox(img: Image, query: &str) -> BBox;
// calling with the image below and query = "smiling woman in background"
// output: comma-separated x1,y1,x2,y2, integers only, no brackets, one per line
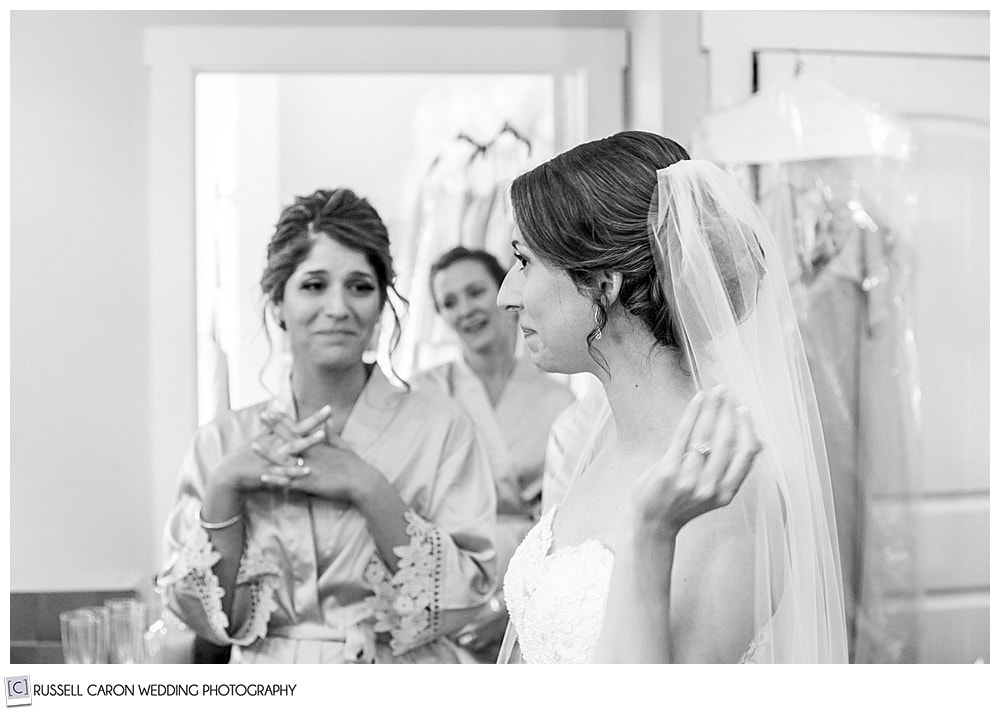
158,189,497,663
411,246,575,662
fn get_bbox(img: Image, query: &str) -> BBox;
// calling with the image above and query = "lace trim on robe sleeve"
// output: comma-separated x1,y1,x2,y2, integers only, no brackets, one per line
363,509,443,656
159,524,281,647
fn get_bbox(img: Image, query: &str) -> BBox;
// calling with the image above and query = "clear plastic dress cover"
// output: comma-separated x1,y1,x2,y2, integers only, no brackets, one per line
693,75,923,663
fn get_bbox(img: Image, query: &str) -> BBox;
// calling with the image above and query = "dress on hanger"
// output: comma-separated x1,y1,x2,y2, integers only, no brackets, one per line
396,130,536,378
695,76,920,663
758,160,921,662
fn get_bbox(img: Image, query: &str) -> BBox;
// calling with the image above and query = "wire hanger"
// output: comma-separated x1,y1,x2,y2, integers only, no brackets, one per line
457,132,489,166
492,121,533,155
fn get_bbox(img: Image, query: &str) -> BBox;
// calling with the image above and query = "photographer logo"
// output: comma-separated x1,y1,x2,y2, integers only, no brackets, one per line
5,676,31,707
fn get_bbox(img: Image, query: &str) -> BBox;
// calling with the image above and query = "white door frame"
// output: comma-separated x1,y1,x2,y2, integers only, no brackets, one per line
144,25,626,562
700,10,989,109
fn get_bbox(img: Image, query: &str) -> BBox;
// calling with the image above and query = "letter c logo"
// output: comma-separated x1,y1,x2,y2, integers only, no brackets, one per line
9,679,26,695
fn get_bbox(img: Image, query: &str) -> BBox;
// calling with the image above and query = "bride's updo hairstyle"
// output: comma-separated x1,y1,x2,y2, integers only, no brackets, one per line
508,131,690,370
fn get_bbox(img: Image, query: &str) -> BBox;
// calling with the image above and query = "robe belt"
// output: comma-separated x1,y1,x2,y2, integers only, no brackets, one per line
497,512,534,527
269,622,358,641
269,598,376,641
268,620,377,663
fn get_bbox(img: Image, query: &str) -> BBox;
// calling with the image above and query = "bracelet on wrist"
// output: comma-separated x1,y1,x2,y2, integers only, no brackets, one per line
197,507,243,531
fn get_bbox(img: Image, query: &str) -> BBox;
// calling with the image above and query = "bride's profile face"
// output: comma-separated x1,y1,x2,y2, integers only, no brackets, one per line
498,233,594,375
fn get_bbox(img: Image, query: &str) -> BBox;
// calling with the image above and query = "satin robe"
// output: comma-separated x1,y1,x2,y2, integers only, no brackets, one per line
541,382,615,514
158,366,498,663
411,355,575,583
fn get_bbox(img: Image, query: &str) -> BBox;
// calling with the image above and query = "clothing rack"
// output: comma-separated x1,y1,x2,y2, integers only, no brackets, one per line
432,121,534,170
493,121,533,155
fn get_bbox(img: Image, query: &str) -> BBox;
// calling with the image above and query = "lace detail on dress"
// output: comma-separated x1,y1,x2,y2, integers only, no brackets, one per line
739,639,760,663
503,506,614,663
363,508,443,655
506,506,764,664
160,524,281,646
737,624,772,663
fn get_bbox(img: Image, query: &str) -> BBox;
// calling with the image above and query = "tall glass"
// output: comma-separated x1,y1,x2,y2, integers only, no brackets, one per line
77,605,110,663
59,609,103,664
106,598,147,664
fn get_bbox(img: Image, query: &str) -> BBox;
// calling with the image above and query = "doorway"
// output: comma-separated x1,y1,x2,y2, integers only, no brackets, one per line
194,72,557,422
145,24,626,561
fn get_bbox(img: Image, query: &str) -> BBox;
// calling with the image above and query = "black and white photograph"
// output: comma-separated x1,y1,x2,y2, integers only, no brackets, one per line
4,7,992,699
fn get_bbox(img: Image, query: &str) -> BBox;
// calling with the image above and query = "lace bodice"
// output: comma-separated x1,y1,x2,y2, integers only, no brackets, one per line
504,506,765,664
503,506,614,663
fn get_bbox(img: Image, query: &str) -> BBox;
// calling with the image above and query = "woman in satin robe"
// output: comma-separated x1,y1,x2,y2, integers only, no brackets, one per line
411,246,575,661
158,189,497,663
541,382,614,515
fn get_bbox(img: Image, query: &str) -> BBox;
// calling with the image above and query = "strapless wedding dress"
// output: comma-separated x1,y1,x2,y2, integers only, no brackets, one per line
503,506,613,663
504,505,763,663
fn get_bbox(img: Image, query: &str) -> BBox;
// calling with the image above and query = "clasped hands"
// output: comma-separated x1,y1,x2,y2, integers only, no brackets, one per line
251,405,331,487
233,406,378,505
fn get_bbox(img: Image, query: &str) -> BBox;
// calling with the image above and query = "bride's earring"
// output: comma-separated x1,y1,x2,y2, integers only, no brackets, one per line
593,304,603,340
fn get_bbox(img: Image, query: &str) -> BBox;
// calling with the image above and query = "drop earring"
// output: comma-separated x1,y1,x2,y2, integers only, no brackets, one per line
593,304,603,340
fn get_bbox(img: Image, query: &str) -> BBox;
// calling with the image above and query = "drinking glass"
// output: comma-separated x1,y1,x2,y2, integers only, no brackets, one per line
59,609,103,664
106,598,147,664
78,605,110,663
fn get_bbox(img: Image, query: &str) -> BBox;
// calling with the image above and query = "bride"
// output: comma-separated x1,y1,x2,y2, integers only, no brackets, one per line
496,131,848,663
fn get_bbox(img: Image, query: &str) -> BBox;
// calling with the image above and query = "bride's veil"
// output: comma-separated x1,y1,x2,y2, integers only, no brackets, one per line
653,159,847,662
497,159,847,663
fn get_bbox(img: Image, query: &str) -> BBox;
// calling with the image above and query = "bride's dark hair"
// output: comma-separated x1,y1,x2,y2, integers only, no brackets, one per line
509,131,690,372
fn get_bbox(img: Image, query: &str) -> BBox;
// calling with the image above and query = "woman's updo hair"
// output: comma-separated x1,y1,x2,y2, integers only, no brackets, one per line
260,188,395,308
508,131,690,368
428,246,509,310
258,188,408,382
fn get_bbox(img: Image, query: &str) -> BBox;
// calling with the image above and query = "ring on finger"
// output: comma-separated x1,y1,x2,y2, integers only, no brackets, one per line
687,441,712,457
295,456,305,468
261,472,292,487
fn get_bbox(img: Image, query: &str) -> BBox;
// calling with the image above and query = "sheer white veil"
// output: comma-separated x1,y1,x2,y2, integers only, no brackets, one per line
498,158,848,663
653,159,847,662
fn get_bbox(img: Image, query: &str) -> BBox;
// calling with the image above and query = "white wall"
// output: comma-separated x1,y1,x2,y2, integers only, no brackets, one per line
625,10,708,148
9,10,629,592
277,74,447,232
11,12,152,591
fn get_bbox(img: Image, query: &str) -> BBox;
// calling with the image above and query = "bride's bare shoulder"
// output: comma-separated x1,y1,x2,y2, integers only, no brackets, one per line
668,473,759,662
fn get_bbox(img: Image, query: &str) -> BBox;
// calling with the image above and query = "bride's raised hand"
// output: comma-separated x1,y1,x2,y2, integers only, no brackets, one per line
630,386,763,542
